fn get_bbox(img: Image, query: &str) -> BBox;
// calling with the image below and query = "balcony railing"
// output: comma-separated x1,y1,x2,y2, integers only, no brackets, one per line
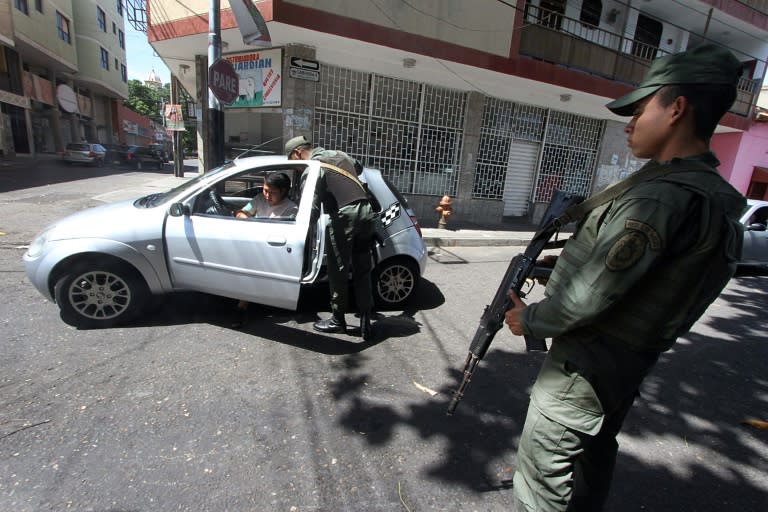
519,5,759,117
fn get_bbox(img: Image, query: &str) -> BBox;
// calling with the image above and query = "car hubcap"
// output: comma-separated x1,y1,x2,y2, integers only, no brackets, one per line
68,270,131,320
377,264,414,304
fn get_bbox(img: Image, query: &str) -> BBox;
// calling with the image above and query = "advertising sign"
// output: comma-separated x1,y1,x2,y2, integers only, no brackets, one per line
224,48,282,108
164,104,185,131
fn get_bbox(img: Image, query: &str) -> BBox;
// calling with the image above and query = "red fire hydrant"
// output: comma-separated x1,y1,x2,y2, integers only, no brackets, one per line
435,195,453,229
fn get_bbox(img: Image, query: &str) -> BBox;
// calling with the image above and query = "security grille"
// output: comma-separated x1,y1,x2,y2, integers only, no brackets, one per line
473,98,546,199
314,64,466,196
474,97,602,205
534,111,603,202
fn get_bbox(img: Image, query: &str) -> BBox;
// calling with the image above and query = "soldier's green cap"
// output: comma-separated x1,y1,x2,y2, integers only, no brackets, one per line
606,44,741,116
285,135,310,155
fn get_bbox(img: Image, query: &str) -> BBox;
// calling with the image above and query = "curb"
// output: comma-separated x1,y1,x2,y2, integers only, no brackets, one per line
422,236,532,248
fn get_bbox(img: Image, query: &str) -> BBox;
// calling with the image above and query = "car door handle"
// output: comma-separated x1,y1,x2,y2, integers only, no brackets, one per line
267,236,287,246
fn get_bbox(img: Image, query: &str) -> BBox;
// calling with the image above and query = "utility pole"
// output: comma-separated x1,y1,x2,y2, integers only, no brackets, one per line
170,75,184,177
207,0,225,169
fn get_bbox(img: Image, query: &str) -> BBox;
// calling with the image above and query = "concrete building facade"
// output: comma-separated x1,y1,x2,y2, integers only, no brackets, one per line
143,0,768,223
0,0,141,158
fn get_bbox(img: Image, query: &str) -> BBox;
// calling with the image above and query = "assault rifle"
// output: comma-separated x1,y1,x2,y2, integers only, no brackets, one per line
447,190,584,415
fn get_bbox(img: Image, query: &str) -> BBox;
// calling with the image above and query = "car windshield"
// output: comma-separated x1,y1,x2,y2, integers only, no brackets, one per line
67,143,90,151
134,162,237,208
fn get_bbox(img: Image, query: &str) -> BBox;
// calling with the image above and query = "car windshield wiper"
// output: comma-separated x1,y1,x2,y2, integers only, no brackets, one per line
135,193,163,208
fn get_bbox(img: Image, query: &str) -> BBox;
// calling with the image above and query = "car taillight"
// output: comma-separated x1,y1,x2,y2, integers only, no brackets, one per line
126,153,133,160
88,151,96,157
409,215,422,238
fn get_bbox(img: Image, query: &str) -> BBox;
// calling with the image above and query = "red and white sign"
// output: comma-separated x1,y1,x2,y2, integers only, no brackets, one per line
208,58,239,105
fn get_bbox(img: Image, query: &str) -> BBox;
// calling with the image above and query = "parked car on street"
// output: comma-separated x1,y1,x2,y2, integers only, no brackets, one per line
119,145,166,170
24,155,428,328
740,199,768,267
148,144,170,162
61,143,107,167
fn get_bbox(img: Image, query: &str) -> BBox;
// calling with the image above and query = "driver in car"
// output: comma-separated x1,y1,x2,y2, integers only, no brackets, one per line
235,172,298,219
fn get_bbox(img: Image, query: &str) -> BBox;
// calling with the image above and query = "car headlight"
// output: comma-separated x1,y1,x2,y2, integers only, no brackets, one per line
26,230,51,258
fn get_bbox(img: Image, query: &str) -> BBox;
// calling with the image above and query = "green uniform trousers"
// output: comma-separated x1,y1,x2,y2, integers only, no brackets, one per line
326,200,377,317
513,335,659,511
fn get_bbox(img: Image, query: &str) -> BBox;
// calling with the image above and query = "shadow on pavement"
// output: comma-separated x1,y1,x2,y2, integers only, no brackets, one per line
328,275,768,510
127,277,445,355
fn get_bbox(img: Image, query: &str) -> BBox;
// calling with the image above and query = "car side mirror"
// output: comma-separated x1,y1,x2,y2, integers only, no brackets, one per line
169,202,190,217
747,222,767,232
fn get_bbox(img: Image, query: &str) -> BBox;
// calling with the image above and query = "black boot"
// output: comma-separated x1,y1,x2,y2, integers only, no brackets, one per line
313,314,347,333
360,310,373,341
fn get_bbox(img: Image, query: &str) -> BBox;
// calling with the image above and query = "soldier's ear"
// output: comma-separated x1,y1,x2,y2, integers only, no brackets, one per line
668,95,689,124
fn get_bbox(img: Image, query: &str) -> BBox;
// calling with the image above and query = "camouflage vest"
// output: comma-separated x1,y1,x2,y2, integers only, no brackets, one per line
545,158,744,352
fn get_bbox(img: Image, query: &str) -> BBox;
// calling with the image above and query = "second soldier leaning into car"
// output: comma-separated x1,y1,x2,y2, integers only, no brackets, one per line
285,135,378,341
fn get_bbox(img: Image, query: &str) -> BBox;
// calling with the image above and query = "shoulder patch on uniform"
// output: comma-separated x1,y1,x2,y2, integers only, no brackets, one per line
624,219,662,250
606,231,647,271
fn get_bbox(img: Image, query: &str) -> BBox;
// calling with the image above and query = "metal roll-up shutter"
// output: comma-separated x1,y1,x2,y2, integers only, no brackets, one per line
502,140,539,216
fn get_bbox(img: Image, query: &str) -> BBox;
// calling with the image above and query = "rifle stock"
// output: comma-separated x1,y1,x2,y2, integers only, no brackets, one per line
447,190,584,415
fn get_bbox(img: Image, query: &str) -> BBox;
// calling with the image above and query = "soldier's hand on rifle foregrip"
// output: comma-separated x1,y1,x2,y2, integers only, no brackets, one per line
504,291,526,336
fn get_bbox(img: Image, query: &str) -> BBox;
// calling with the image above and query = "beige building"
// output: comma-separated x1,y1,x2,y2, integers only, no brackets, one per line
0,0,129,157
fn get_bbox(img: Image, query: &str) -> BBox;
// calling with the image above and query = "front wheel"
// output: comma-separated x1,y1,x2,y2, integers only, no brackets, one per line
54,262,148,328
373,258,419,309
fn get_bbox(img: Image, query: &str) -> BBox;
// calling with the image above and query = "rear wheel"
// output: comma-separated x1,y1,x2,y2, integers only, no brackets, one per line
373,258,419,309
54,261,149,328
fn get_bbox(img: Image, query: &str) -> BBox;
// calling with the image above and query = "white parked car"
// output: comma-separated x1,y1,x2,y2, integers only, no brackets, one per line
740,199,768,267
24,156,428,328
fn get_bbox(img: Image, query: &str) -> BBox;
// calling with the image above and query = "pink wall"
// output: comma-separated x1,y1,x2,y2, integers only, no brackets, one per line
712,122,768,196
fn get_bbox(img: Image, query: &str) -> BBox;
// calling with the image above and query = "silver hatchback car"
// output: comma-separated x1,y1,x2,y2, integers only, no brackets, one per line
61,142,107,167
24,156,428,328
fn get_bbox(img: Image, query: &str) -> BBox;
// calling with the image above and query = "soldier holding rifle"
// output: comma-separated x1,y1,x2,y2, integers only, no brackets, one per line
503,45,746,511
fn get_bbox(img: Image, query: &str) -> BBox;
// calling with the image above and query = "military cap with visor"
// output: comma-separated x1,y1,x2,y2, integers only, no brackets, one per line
285,135,310,156
606,43,742,116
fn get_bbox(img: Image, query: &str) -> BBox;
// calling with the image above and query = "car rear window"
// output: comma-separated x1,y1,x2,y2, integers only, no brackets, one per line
67,143,90,151
383,177,410,209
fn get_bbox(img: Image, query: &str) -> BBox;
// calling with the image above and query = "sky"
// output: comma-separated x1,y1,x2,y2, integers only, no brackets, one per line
124,19,171,86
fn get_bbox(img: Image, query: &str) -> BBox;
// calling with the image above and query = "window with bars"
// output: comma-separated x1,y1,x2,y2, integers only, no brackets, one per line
314,64,466,196
474,97,602,203
533,111,603,202
473,99,547,199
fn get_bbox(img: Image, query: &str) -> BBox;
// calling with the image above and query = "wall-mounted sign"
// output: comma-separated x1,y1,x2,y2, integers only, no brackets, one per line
56,84,78,113
164,104,185,131
289,57,319,82
224,48,282,108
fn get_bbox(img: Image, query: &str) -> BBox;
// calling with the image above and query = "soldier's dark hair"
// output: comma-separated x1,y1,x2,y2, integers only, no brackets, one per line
266,172,291,194
657,84,736,140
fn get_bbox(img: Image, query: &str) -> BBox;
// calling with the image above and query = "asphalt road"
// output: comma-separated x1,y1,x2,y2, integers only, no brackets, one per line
1,161,767,511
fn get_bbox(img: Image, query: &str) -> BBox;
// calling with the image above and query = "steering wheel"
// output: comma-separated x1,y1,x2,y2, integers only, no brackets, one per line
205,187,232,216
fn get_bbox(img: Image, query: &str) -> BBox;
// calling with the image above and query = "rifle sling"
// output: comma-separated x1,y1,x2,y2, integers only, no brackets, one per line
554,161,689,228
320,162,367,195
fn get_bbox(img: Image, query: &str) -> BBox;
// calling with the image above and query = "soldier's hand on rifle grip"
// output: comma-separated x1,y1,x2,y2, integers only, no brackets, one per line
504,291,526,336
535,255,558,285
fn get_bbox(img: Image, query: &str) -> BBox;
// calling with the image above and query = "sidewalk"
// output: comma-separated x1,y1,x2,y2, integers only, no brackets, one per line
420,225,539,247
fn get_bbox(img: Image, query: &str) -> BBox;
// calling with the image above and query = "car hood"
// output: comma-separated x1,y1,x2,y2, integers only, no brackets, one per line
40,198,166,243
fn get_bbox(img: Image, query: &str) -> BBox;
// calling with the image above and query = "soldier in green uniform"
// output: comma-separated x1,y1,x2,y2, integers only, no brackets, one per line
285,136,378,340
503,44,746,511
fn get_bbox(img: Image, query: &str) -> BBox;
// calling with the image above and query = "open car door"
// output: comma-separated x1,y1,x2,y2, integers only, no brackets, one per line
163,162,325,311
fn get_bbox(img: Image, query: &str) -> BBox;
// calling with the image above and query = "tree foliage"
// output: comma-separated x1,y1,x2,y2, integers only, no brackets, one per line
123,80,170,123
